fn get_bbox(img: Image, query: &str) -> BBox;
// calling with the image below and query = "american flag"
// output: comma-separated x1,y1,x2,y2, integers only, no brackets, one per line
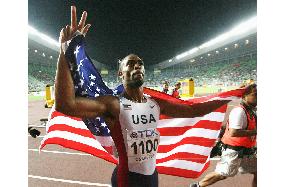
40,35,244,178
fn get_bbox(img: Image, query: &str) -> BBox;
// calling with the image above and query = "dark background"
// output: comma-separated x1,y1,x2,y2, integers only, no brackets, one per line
29,0,257,67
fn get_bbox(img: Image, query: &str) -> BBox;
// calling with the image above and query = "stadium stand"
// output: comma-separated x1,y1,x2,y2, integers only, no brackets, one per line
28,32,256,93
28,40,58,92
146,33,257,88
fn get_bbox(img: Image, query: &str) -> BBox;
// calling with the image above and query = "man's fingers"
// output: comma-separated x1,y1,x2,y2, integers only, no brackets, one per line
71,6,77,32
59,28,65,43
78,11,87,31
66,25,71,38
60,27,64,37
63,27,68,40
82,24,91,35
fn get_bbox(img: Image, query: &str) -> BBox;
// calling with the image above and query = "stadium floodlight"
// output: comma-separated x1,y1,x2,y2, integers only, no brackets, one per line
28,25,60,47
207,53,211,56
42,52,45,57
168,59,173,62
224,47,228,51
228,16,256,37
245,39,249,44
50,56,53,59
164,15,256,66
175,47,199,60
199,32,231,49
200,56,203,59
234,43,239,48
34,49,37,53
216,50,219,54
199,15,256,50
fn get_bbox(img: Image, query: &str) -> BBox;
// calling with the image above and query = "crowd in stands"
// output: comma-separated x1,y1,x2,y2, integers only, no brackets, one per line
29,53,256,92
145,59,256,88
28,47,57,92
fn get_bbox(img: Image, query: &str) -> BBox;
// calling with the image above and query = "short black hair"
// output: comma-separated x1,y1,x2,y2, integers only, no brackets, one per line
175,82,181,86
118,53,139,71
243,83,257,98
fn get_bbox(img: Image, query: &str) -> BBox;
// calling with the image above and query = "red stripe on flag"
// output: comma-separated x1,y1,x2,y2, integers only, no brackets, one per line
159,105,227,120
40,137,118,164
214,104,228,113
47,124,94,139
102,146,114,155
51,111,82,121
158,137,216,153
158,121,222,136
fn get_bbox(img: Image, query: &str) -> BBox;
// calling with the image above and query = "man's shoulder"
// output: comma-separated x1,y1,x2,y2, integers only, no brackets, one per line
229,106,247,126
231,106,246,114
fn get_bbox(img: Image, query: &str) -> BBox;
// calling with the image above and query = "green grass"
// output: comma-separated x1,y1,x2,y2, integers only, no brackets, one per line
194,86,238,95
28,95,45,101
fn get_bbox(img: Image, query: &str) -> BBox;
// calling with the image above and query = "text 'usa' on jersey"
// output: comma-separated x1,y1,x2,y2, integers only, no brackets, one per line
118,96,161,175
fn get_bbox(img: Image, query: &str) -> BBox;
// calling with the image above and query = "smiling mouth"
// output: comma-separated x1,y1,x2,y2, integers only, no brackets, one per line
133,72,144,78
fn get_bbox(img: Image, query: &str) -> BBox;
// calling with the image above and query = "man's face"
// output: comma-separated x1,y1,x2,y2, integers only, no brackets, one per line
120,55,145,88
176,84,181,89
244,88,257,107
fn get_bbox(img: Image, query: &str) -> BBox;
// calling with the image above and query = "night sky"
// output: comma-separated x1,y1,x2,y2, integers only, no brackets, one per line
28,0,256,67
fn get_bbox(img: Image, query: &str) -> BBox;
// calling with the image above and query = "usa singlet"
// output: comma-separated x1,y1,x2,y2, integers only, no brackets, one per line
111,96,160,187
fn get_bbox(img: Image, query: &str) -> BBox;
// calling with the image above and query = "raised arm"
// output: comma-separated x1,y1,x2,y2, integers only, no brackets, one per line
55,6,117,119
155,98,230,118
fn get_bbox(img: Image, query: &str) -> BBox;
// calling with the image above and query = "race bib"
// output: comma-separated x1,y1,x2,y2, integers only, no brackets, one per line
126,128,160,163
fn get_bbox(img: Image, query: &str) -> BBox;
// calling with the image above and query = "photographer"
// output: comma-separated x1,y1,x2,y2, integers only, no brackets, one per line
190,84,257,187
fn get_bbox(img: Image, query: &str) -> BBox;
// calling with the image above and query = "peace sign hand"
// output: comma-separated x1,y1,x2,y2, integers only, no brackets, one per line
59,6,91,44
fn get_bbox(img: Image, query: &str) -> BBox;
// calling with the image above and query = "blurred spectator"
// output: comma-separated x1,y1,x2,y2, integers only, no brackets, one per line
172,82,181,98
162,81,169,94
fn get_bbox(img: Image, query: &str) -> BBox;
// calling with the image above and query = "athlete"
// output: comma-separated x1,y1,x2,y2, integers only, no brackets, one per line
55,6,230,187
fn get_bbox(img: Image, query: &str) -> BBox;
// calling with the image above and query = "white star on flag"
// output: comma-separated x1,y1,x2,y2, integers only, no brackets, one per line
77,59,84,71
89,74,96,80
101,122,107,127
90,81,95,86
96,87,101,92
74,45,81,58
78,79,84,87
95,127,100,132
